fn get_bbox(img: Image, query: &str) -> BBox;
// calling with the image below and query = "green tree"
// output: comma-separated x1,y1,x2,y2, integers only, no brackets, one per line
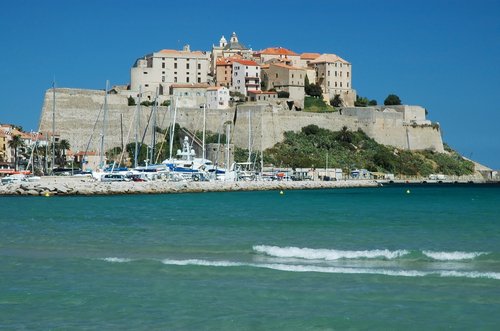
331,94,344,107
128,96,136,106
8,134,25,171
368,99,377,106
161,100,170,107
306,83,323,98
58,139,71,166
384,94,402,105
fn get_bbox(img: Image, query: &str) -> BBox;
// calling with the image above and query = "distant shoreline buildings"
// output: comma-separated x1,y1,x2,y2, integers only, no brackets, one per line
129,32,356,108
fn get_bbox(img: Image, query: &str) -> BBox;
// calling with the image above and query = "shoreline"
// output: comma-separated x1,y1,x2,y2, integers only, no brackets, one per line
0,176,379,196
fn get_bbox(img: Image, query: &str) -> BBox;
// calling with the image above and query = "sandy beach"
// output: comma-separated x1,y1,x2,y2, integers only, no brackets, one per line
0,176,379,196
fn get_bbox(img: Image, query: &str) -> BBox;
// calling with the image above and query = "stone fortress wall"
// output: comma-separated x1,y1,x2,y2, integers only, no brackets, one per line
38,88,444,161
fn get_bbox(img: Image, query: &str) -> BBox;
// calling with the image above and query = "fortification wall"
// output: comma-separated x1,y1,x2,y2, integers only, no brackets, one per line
38,88,444,158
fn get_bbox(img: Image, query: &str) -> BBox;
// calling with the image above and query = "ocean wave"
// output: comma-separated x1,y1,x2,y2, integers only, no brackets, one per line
253,245,409,260
101,257,132,263
422,251,487,261
161,259,243,267
160,258,500,280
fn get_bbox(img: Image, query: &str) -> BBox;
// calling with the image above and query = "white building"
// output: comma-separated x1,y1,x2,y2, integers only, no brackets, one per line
231,59,261,96
206,86,230,109
170,84,209,108
130,45,210,99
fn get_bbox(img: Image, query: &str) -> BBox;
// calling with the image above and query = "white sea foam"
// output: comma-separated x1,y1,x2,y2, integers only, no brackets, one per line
161,259,243,267
422,251,487,261
160,258,500,280
253,245,409,260
101,257,132,263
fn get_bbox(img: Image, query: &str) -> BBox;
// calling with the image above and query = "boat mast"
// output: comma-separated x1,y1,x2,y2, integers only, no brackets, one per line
260,110,264,173
169,96,179,161
248,109,252,163
226,122,231,172
134,86,141,168
51,81,56,174
150,88,158,165
99,80,109,169
202,102,206,161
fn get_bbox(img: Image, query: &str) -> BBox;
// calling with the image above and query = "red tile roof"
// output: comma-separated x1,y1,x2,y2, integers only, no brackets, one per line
259,47,298,56
232,59,259,66
300,52,321,60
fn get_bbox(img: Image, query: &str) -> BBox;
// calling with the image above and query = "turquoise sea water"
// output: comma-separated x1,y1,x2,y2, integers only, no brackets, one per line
1,184,499,330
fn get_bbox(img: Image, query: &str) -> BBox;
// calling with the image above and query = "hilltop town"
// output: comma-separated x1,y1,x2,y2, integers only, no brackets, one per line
1,32,496,182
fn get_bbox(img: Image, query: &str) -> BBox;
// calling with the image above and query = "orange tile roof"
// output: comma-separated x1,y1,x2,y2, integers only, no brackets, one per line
300,52,321,60
259,47,298,56
232,59,259,66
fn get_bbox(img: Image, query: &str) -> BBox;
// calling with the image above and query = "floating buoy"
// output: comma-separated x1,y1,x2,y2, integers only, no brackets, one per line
44,192,50,197
280,190,284,195
406,189,411,194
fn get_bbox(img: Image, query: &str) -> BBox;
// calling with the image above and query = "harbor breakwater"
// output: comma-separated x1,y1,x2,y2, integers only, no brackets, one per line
0,177,378,196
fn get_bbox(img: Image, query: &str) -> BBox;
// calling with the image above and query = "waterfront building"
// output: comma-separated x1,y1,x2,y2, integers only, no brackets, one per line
130,45,210,100
254,47,301,67
231,59,261,96
206,86,230,109
247,90,278,102
310,53,356,106
215,55,242,87
211,32,252,76
262,63,306,105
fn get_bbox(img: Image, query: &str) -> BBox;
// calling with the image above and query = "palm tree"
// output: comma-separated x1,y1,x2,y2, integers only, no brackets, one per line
338,126,353,144
58,139,71,166
8,134,25,171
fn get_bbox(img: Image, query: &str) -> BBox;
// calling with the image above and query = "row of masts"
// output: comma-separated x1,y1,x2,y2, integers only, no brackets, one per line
31,81,264,174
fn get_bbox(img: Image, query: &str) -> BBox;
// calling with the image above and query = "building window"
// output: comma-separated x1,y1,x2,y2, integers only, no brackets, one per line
174,63,177,69
335,82,337,87
328,81,330,87
347,82,350,87
340,82,342,87
162,63,165,69
162,76,165,82
187,77,190,83
198,77,201,83
162,57,165,60
145,84,149,87
292,74,294,78
347,72,350,78
198,64,201,70
186,63,190,69
143,72,148,74
174,77,177,83
327,71,330,76
335,71,337,77
340,71,342,77
162,71,165,74
174,58,177,61
275,73,278,78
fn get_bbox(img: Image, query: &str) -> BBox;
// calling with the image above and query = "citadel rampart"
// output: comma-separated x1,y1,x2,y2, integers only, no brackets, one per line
38,88,444,159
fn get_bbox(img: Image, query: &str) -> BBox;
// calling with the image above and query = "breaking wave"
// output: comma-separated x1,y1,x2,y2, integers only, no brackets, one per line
159,258,500,280
422,251,487,261
253,245,409,260
101,257,132,263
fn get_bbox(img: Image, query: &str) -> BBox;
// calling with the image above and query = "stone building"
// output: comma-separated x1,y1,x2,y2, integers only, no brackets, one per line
310,53,356,106
210,32,252,76
130,45,210,99
262,63,306,106
254,47,301,67
206,86,230,109
170,84,210,108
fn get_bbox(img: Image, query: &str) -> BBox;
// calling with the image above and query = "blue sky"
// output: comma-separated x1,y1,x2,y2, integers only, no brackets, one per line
1,0,499,168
